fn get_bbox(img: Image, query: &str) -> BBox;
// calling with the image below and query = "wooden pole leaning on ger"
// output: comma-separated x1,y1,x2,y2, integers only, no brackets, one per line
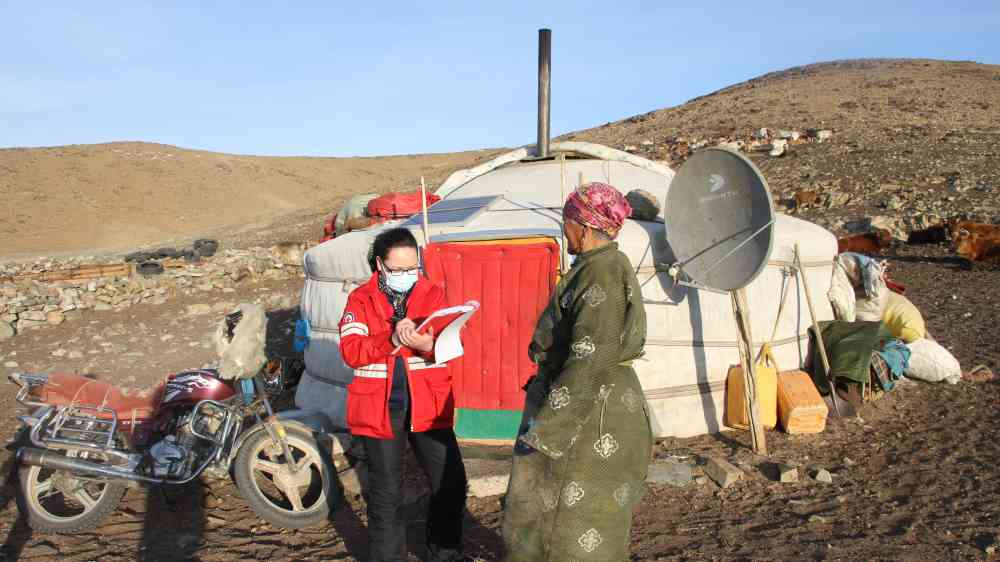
730,287,767,455
794,244,844,418
420,176,431,246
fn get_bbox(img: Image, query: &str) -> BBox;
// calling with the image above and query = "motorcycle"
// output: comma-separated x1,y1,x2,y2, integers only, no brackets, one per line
7,307,336,534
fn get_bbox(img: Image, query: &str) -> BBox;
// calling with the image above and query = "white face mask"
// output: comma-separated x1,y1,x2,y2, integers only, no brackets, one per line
384,269,418,292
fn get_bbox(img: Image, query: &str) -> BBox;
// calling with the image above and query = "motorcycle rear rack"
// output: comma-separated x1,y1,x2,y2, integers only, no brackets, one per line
11,372,123,454
48,403,119,449
26,404,134,464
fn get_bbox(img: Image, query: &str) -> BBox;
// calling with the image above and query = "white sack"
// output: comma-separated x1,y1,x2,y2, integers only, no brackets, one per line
828,260,856,321
214,303,268,380
906,338,961,384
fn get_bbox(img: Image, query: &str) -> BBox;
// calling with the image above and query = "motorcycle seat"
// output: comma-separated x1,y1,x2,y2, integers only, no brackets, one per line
35,373,164,419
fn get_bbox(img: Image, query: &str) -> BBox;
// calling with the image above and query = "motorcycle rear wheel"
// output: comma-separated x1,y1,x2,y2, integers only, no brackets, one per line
234,425,337,529
16,450,126,534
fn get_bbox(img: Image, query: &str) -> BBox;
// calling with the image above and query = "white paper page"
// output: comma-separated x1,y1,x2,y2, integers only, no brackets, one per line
432,301,480,366
415,302,478,331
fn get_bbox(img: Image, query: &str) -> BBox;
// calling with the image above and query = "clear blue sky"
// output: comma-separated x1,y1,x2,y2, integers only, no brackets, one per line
2,1,997,156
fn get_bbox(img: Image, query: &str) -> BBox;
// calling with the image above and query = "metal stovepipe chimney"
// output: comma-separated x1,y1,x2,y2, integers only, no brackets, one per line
537,28,551,158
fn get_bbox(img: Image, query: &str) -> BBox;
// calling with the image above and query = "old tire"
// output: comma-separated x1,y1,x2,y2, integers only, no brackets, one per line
154,247,182,259
15,451,126,534
183,248,202,263
193,239,219,257
136,261,164,276
234,425,337,529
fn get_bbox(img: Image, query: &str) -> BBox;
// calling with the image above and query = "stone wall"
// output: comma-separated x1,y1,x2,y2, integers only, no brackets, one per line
0,246,304,340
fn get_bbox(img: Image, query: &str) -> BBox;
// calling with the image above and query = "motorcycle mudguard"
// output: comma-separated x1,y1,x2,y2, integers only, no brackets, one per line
226,414,348,467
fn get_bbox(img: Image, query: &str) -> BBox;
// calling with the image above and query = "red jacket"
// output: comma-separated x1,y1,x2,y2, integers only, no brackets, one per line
338,273,454,439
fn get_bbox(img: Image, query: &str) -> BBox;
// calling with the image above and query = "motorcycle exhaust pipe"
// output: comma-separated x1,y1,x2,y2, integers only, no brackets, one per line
17,447,163,485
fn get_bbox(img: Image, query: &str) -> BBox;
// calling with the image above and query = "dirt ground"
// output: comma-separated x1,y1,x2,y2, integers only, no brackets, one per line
0,240,996,561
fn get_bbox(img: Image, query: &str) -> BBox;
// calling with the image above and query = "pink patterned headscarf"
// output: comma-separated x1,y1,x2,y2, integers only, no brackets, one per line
563,182,632,239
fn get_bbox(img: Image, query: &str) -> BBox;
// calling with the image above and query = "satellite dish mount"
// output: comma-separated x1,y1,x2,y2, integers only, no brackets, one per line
665,148,777,454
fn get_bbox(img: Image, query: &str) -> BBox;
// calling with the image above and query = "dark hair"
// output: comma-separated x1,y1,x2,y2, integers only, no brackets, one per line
369,228,418,272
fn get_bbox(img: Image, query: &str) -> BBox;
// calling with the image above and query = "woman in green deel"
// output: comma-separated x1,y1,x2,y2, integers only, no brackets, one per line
502,182,652,561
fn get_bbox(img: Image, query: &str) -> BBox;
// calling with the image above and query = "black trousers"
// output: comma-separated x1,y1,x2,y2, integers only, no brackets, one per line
360,406,467,562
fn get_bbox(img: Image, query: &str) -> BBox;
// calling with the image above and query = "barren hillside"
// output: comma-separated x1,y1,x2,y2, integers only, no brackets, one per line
564,58,1000,233
0,143,495,259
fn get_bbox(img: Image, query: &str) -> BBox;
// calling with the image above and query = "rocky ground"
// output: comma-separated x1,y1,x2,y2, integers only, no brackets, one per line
0,242,994,561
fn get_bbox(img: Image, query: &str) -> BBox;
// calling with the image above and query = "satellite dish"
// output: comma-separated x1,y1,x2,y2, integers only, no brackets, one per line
665,148,775,292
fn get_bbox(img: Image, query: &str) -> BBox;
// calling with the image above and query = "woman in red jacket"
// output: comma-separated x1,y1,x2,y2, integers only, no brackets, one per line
338,227,467,562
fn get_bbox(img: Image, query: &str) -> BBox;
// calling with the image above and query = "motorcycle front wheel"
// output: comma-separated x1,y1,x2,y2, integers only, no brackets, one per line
233,424,337,529
16,450,126,534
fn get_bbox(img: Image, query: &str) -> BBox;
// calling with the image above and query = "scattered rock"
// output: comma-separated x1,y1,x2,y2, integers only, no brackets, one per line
808,515,828,524
4,361,19,368
813,468,833,483
46,310,65,325
68,350,84,359
843,457,856,467
883,195,904,210
51,349,67,358
778,464,799,483
647,459,693,487
813,129,834,142
704,457,743,489
825,192,853,208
